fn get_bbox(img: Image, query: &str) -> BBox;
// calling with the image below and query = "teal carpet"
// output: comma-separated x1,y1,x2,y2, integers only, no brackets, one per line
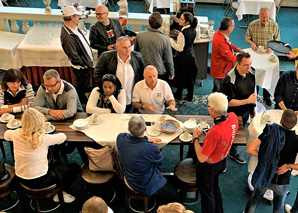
1,1,298,212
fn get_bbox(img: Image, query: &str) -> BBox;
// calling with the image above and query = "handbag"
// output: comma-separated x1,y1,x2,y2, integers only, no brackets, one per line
84,146,115,172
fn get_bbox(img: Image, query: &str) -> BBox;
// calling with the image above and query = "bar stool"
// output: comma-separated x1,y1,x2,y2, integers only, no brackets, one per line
19,182,65,213
124,176,156,213
174,158,198,204
0,164,19,211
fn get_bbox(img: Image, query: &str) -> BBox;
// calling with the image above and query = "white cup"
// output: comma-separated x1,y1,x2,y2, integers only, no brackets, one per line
200,119,207,129
43,122,52,132
8,119,19,127
2,113,10,121
183,132,191,140
269,55,277,62
90,113,101,124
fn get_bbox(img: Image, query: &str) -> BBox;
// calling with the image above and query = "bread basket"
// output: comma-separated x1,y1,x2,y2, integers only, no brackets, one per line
160,119,180,134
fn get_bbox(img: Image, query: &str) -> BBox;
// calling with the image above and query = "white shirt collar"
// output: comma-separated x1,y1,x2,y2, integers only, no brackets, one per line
117,52,131,63
181,25,190,31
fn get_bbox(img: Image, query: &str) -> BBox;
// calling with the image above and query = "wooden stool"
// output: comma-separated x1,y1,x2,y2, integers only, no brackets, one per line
81,164,116,202
124,177,156,213
0,164,19,211
174,158,198,204
19,182,64,213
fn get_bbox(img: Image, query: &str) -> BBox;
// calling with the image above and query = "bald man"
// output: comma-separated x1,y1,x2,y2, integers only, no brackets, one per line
132,65,177,114
89,5,125,58
245,7,280,106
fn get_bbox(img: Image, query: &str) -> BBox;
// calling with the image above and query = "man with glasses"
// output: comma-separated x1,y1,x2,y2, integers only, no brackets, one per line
33,69,83,120
89,5,125,58
60,6,93,104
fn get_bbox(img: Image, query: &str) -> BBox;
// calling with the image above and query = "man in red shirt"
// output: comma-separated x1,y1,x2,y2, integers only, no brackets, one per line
193,92,239,212
210,17,243,92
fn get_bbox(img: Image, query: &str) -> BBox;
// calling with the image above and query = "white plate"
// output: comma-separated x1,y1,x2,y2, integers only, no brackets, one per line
200,34,208,39
0,114,15,123
179,133,193,142
197,123,210,129
73,119,89,130
146,129,161,137
6,120,21,129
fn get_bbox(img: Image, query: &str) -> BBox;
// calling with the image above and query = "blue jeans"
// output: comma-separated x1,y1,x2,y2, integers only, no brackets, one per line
212,78,224,93
196,159,226,213
245,184,289,213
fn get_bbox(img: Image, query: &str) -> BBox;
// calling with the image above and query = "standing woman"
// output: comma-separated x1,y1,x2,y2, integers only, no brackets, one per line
0,68,34,114
86,74,126,114
169,12,198,102
4,108,80,202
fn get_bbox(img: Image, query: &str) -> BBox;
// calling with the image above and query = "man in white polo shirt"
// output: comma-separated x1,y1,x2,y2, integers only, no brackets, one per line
132,65,177,114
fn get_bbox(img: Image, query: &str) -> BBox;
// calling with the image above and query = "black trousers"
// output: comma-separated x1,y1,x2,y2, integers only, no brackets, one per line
72,67,92,104
196,159,226,213
152,180,180,206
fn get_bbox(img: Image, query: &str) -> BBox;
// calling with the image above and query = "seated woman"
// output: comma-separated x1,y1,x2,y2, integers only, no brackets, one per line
4,108,80,203
0,68,34,115
86,74,126,114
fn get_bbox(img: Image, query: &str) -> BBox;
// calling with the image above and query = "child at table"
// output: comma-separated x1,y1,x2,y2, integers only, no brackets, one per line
0,68,34,115
86,74,126,114
4,108,80,203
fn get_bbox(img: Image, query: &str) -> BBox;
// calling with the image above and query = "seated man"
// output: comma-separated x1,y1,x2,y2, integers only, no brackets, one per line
274,63,298,115
245,109,298,212
94,36,144,112
132,65,177,114
223,52,256,164
117,115,179,206
193,92,238,213
33,69,83,120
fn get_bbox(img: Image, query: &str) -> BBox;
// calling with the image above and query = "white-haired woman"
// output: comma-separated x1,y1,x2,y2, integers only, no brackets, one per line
4,108,80,203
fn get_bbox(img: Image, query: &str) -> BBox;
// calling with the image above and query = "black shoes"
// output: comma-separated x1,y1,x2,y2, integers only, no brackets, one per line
228,153,246,164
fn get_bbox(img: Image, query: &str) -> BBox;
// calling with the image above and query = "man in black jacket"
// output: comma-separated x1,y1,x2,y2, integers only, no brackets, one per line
89,5,125,58
94,36,144,112
60,6,93,104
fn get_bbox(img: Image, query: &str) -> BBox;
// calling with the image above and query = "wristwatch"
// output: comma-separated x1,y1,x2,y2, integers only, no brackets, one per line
295,56,298,60
193,137,200,142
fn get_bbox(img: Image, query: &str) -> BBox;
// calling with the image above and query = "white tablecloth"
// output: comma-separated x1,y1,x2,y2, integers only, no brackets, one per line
236,0,276,21
244,48,279,96
70,114,183,148
246,109,298,175
15,26,98,68
148,0,171,13
0,31,25,70
58,0,101,8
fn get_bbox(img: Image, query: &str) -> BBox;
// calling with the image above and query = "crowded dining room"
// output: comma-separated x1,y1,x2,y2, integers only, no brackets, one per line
0,0,298,212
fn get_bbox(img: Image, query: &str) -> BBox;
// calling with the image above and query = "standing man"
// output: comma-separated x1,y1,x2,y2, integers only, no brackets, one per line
223,52,256,164
89,5,125,58
193,92,238,213
245,7,280,106
210,17,243,92
132,65,177,114
117,115,179,206
33,69,83,121
60,6,93,104
134,12,174,81
94,36,144,112
245,109,298,212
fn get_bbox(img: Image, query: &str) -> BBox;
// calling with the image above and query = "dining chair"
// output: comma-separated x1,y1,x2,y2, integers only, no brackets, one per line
174,158,198,204
224,0,239,17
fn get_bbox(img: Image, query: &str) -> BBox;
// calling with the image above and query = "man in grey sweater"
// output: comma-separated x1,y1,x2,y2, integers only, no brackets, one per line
134,12,174,82
33,69,83,121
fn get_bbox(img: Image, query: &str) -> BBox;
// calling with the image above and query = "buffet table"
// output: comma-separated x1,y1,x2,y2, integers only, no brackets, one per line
0,31,25,70
58,0,101,8
236,0,276,21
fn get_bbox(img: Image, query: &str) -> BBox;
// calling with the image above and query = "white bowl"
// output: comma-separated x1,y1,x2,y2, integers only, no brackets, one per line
73,119,89,130
183,120,197,133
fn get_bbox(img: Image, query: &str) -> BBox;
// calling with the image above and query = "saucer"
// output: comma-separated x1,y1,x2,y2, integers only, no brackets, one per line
87,116,103,125
6,120,21,129
0,114,15,123
269,58,277,62
200,34,208,39
179,133,193,143
45,125,55,134
256,49,266,54
146,129,161,137
197,123,210,129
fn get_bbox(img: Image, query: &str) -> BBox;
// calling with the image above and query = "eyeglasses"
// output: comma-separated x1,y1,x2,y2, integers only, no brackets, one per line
95,12,107,16
43,80,59,89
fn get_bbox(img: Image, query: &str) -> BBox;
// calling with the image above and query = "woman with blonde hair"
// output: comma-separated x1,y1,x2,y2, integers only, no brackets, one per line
82,196,114,213
4,108,80,203
157,202,194,213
